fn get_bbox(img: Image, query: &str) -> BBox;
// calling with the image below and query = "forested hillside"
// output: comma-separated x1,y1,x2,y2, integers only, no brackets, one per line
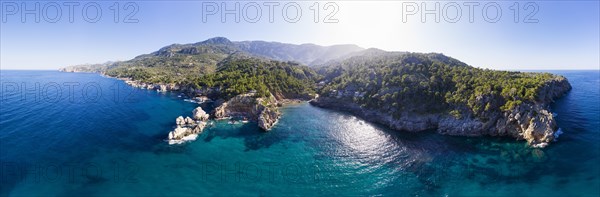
312,52,571,147
189,55,319,100
317,52,565,118
60,37,571,146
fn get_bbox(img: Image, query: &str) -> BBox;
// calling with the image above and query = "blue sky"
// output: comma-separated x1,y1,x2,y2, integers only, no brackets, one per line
1,0,598,70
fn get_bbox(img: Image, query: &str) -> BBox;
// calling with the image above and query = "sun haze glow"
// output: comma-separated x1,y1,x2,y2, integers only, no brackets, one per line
0,1,598,70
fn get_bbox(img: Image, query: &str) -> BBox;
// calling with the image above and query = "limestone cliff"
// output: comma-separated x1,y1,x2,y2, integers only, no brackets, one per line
311,76,572,148
213,93,281,131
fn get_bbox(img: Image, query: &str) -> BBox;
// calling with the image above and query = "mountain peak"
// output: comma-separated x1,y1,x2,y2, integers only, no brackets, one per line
201,37,232,45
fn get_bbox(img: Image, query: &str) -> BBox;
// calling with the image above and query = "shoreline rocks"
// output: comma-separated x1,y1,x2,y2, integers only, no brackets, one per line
167,107,211,144
258,107,280,131
213,93,281,131
109,74,285,140
167,93,285,145
124,80,180,92
310,77,572,148
63,69,572,147
193,107,210,121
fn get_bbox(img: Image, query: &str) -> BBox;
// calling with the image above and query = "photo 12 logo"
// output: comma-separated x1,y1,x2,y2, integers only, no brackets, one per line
1,1,139,23
0,81,139,104
401,1,540,23
201,1,340,23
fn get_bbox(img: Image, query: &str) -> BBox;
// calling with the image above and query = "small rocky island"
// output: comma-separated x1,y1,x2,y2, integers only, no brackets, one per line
167,107,210,144
59,37,572,147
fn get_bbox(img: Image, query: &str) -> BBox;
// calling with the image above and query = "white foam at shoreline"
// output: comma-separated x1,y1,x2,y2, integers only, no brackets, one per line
183,99,205,104
167,134,199,145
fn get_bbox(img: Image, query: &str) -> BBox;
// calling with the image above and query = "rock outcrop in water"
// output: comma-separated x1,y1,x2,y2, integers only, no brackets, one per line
214,93,281,131
192,107,210,121
167,107,211,144
311,77,571,148
258,108,279,130
167,93,282,144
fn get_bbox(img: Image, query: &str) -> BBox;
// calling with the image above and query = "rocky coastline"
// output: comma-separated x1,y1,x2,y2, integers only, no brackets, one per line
167,93,282,143
64,69,572,147
59,52,571,147
213,93,281,131
122,78,284,139
64,70,285,141
310,76,572,148
122,79,180,93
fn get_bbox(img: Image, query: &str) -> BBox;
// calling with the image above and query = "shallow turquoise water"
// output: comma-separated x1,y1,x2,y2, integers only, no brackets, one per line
0,70,598,196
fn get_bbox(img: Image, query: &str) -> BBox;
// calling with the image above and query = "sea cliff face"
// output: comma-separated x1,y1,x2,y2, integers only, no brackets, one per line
124,80,180,92
214,93,281,130
311,76,572,148
166,94,282,144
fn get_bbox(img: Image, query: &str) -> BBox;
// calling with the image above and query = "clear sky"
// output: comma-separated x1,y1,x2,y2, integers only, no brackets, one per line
1,0,599,70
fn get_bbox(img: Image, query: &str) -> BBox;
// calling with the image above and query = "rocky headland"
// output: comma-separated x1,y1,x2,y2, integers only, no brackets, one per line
168,93,283,143
214,93,281,130
83,71,286,142
310,76,572,148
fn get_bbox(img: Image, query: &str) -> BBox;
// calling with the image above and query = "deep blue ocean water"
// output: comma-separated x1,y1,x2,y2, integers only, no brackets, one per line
0,70,598,196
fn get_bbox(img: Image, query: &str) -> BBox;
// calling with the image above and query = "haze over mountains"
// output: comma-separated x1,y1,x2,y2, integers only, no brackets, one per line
161,37,366,66
61,37,395,71
235,40,364,66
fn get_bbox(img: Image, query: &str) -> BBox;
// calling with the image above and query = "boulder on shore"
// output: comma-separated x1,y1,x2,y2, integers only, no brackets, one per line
258,107,280,131
175,116,185,126
192,107,210,121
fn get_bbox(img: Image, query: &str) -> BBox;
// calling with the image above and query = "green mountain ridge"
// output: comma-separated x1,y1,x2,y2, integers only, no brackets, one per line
59,37,572,147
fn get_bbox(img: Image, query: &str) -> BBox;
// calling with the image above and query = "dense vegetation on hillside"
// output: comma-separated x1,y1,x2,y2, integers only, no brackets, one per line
103,44,237,84
189,56,319,99
317,52,562,118
94,37,364,83
62,38,564,116
96,43,317,100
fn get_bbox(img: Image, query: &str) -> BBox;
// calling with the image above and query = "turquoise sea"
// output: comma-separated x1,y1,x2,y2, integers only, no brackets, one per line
0,70,598,196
